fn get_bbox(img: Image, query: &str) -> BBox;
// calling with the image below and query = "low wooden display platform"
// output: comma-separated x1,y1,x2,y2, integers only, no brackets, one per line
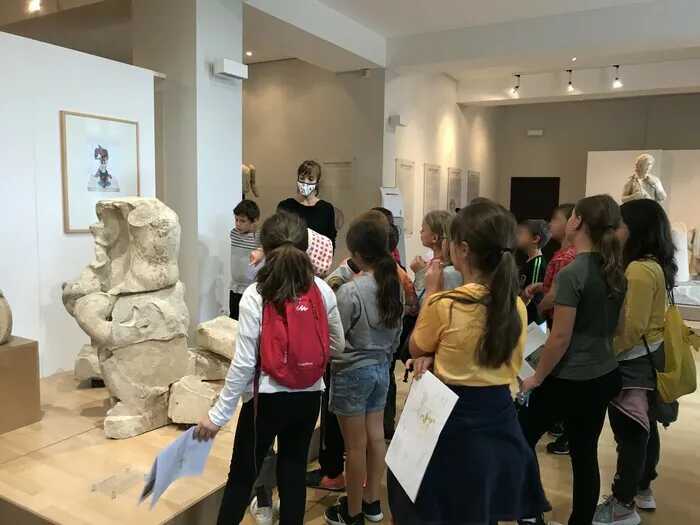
0,373,237,525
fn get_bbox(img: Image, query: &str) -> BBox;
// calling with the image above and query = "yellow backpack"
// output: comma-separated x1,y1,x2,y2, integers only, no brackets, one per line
656,293,700,403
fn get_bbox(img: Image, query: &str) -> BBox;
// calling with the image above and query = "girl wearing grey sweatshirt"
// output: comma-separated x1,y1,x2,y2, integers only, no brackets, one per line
325,212,404,525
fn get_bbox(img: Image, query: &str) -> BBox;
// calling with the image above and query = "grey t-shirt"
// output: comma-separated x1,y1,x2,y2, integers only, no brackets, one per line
332,273,403,373
551,252,624,381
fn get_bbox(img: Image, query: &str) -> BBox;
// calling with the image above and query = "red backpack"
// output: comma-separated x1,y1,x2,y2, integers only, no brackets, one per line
257,284,330,389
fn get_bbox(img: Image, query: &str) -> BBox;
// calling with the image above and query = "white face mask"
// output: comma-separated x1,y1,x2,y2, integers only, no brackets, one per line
297,181,317,197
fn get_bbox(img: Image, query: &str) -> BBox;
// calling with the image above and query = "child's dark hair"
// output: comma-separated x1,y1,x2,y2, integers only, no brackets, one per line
434,201,521,369
256,212,314,312
620,199,677,290
297,160,322,196
554,203,575,221
234,199,260,222
346,211,403,328
520,219,551,248
573,195,626,296
372,207,400,252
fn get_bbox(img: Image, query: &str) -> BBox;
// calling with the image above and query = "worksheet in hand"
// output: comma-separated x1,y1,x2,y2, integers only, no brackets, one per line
385,371,458,502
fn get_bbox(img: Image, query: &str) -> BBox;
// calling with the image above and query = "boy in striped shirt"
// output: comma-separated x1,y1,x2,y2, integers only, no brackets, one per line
517,219,550,326
229,200,261,320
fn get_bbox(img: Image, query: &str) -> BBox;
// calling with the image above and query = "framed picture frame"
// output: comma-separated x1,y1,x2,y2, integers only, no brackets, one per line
60,111,140,233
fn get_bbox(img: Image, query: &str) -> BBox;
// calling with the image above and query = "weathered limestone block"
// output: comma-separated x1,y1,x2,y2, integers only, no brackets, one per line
104,400,170,440
75,344,102,381
188,347,231,381
195,316,238,360
168,375,217,424
99,336,188,439
0,288,12,345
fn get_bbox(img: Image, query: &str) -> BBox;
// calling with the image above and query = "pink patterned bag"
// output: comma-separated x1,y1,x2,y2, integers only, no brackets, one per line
307,228,334,278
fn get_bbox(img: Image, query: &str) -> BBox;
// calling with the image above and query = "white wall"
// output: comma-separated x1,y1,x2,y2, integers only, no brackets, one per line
382,72,498,267
0,32,156,377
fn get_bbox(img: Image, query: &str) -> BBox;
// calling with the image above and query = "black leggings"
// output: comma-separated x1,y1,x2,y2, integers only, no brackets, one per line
518,369,621,525
318,367,346,478
609,404,660,503
217,391,321,525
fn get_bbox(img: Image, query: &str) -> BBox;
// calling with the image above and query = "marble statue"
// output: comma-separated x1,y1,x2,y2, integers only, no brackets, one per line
621,154,667,204
0,288,12,345
242,164,259,198
62,198,190,439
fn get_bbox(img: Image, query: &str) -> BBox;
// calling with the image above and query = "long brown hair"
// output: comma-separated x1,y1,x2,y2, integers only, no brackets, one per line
255,212,314,312
573,195,626,296
433,200,521,369
346,211,403,328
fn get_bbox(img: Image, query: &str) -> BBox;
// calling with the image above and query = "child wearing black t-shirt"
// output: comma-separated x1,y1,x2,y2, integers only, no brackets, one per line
516,219,551,326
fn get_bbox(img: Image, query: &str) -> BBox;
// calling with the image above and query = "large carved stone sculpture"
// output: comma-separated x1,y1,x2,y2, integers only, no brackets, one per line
62,198,189,439
0,288,12,345
621,153,667,204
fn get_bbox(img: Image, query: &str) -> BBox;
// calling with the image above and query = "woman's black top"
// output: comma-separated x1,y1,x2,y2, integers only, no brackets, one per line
277,198,337,248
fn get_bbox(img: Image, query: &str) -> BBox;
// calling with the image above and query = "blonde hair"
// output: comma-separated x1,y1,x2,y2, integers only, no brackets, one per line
423,210,453,250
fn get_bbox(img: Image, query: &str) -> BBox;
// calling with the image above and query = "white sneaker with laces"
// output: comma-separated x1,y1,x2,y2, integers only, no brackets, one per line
634,488,657,510
593,495,641,525
250,496,274,525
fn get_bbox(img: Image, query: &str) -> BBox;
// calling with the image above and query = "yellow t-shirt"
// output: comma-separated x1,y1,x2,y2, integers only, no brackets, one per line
412,283,527,387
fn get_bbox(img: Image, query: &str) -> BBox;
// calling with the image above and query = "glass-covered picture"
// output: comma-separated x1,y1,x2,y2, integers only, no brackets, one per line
61,111,140,233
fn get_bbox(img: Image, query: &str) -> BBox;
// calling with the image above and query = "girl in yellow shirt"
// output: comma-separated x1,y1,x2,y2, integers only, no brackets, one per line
387,199,550,525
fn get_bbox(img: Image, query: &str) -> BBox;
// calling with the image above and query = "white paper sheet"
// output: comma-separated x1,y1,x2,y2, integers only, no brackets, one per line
139,427,214,509
519,322,548,380
396,159,416,235
467,170,480,202
385,371,458,502
423,164,442,215
447,167,464,212
381,187,404,218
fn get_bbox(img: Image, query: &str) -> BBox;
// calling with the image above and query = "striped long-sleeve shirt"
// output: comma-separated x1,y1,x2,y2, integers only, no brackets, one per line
230,228,260,293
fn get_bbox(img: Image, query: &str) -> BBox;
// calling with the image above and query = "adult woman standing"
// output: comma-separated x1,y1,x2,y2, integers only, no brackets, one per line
592,199,676,525
278,160,337,247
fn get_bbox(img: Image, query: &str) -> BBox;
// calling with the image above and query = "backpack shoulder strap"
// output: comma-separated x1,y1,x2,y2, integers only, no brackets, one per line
641,334,659,373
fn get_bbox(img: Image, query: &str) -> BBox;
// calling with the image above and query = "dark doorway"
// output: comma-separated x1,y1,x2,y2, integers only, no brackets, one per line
510,177,561,262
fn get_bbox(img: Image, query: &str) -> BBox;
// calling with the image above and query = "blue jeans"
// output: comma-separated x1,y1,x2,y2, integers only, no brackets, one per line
330,362,390,417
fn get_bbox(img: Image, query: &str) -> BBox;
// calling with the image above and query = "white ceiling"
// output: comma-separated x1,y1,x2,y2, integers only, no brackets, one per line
318,0,655,38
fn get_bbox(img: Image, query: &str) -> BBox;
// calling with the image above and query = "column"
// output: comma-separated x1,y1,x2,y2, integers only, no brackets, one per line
133,0,243,329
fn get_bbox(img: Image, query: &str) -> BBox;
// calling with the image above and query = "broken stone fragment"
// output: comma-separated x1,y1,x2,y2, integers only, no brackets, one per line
188,347,231,381
195,316,238,360
104,399,170,440
74,344,102,381
0,288,12,345
168,375,217,424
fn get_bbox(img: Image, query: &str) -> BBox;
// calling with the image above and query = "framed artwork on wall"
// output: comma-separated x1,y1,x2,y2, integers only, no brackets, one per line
60,111,140,233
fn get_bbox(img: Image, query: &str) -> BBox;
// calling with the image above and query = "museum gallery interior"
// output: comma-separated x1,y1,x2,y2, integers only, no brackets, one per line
2,1,700,524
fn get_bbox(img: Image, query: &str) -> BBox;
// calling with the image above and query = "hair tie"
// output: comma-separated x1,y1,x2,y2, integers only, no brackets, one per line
604,224,616,231
500,247,513,256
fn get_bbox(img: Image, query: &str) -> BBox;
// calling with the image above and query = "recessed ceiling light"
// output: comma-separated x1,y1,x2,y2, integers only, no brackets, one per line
572,57,577,62
27,0,41,13
246,51,253,57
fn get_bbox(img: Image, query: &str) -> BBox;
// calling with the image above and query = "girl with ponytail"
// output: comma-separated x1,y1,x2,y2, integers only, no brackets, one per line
324,211,404,525
519,194,625,525
388,199,550,525
195,211,345,525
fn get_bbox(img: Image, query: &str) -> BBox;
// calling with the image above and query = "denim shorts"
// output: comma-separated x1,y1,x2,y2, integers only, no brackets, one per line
330,362,390,417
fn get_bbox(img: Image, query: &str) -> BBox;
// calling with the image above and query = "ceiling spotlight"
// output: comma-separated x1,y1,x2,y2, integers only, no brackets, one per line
27,0,41,13
511,74,521,96
567,69,575,92
246,51,253,57
572,57,577,62
612,65,623,89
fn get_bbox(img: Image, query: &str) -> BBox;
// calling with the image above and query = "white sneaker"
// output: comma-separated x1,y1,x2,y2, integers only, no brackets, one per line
250,496,274,525
634,488,657,510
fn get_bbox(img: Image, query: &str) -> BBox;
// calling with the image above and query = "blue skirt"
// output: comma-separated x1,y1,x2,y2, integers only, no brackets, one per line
388,384,550,524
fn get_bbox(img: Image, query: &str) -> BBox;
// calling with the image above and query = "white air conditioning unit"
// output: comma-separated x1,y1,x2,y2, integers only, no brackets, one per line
212,59,248,81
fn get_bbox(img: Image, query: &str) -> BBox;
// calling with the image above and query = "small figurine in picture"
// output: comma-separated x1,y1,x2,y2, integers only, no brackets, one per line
88,145,120,192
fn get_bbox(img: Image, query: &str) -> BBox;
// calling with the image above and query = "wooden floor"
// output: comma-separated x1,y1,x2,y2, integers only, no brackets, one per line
2,353,700,525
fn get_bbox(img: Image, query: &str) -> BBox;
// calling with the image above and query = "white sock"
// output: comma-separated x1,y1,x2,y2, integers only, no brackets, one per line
521,520,537,524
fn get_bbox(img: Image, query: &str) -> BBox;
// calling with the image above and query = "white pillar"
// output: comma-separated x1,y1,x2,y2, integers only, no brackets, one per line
133,0,243,328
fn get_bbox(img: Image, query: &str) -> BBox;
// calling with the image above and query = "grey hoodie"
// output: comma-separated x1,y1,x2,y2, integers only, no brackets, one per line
332,273,403,373
414,265,463,304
